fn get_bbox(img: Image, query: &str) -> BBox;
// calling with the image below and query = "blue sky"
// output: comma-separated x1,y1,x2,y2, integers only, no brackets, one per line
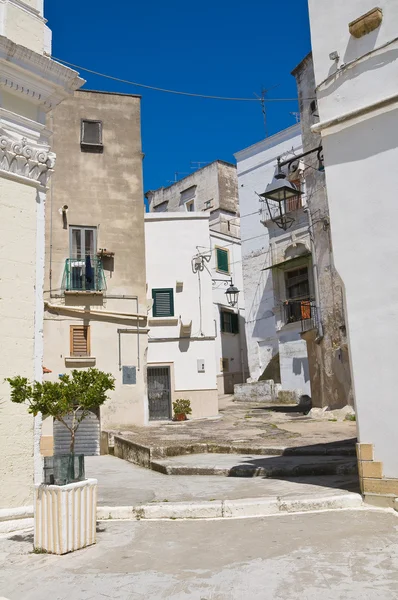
45,0,311,194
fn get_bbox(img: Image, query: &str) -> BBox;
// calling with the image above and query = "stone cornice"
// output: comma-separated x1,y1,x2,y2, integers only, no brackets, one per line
0,0,43,20
0,127,55,185
0,35,85,110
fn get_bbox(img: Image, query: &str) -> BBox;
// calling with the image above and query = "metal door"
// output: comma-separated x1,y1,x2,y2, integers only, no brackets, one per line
147,366,172,420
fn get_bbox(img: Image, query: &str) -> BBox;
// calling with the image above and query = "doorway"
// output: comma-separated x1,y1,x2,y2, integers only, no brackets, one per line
148,366,172,420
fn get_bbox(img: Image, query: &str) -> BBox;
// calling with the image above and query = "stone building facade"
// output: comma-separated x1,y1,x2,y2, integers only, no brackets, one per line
0,0,83,515
42,90,148,455
292,53,353,410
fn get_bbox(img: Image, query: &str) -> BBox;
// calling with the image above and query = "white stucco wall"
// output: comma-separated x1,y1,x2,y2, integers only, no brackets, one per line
0,0,47,54
209,230,247,392
235,125,311,395
145,213,218,417
308,0,398,476
0,178,37,509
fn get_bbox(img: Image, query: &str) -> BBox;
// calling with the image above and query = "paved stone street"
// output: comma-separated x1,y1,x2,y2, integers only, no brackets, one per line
1,509,398,599
86,455,360,506
111,398,357,453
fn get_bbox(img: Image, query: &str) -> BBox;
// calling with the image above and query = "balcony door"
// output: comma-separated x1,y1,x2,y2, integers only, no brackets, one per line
69,226,97,291
70,226,97,260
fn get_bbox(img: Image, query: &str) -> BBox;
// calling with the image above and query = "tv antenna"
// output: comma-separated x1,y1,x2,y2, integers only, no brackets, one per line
290,112,300,123
254,84,280,137
167,171,188,184
190,161,209,170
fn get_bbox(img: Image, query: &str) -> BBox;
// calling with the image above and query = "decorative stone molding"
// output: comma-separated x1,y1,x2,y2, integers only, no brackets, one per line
0,129,55,185
0,35,85,111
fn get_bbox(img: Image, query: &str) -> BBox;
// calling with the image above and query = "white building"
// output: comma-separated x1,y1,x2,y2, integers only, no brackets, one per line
146,161,248,396
307,0,398,501
145,213,218,419
209,229,247,394
0,0,83,513
235,124,314,399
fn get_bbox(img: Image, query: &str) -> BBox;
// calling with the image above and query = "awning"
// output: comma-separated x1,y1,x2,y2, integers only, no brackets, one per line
262,252,311,271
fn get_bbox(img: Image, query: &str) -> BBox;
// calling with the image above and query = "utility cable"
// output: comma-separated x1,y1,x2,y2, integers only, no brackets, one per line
53,56,310,103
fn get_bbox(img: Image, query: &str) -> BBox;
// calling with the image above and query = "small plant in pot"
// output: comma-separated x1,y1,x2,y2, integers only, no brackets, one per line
7,368,115,485
173,398,192,422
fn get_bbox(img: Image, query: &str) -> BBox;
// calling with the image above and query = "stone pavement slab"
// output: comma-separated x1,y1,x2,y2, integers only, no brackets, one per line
86,455,360,506
108,400,357,455
150,452,357,477
1,509,398,599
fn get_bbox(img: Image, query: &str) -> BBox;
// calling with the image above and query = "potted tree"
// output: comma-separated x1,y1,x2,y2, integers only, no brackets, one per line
172,398,192,422
6,368,115,554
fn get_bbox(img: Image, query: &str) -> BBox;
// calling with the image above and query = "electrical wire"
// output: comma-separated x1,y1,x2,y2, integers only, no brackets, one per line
53,56,309,103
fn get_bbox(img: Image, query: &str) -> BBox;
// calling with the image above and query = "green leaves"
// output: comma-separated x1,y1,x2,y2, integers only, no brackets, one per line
6,368,115,427
172,398,192,416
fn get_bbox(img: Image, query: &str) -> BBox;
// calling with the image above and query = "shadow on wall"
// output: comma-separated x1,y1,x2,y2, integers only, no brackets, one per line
324,107,398,165
178,339,190,353
319,47,398,101
343,26,380,65
292,357,310,383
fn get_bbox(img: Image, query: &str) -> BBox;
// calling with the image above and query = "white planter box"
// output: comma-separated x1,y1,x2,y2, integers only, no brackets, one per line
34,478,97,554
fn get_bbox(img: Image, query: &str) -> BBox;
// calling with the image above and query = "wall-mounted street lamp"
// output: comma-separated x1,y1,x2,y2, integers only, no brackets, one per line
259,146,324,231
212,277,240,307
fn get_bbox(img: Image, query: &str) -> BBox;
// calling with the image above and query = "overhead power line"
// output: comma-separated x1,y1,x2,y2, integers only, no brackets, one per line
52,57,304,103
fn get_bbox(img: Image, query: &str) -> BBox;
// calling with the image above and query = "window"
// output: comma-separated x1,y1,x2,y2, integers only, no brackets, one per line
220,310,239,334
69,226,97,259
216,247,229,274
285,266,311,323
152,288,174,317
185,199,195,212
81,120,103,151
70,325,90,357
220,358,229,372
286,180,302,212
204,199,213,211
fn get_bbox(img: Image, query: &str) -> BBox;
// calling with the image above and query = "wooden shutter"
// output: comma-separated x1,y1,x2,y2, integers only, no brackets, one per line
216,248,229,273
70,326,90,357
231,312,239,334
152,289,174,317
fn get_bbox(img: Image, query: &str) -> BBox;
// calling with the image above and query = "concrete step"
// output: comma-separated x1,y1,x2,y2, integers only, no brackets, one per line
151,453,358,478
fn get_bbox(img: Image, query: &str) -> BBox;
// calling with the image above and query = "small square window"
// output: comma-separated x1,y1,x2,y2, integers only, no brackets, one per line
216,247,229,274
185,200,195,212
152,288,174,317
81,120,103,152
221,358,229,372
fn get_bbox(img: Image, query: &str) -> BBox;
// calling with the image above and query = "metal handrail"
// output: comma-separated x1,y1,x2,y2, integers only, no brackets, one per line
62,257,106,292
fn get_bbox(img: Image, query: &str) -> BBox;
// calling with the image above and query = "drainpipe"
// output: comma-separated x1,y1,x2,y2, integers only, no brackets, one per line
304,207,324,342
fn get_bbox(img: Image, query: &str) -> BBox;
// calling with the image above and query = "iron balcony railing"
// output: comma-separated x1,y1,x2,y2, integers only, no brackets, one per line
62,257,106,292
283,299,318,332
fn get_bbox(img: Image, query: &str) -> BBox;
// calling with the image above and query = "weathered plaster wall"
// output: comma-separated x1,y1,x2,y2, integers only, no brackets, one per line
235,125,310,396
308,0,398,475
146,160,240,237
44,91,148,428
292,54,353,409
0,178,37,509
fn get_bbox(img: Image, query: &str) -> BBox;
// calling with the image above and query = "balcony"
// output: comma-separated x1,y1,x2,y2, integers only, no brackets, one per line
283,299,317,332
62,257,106,293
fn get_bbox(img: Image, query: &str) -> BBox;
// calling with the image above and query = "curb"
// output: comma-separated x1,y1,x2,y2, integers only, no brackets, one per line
1,493,363,532
111,434,357,471
97,492,363,521
150,459,358,478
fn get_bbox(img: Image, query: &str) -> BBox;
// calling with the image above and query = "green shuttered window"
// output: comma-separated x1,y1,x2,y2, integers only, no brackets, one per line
216,248,229,273
220,310,239,334
152,288,174,317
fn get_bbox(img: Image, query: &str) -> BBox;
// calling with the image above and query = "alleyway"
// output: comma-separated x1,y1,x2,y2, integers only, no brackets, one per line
1,509,398,599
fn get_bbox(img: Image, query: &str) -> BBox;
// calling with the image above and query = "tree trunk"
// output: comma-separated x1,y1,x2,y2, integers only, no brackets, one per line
70,430,75,454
